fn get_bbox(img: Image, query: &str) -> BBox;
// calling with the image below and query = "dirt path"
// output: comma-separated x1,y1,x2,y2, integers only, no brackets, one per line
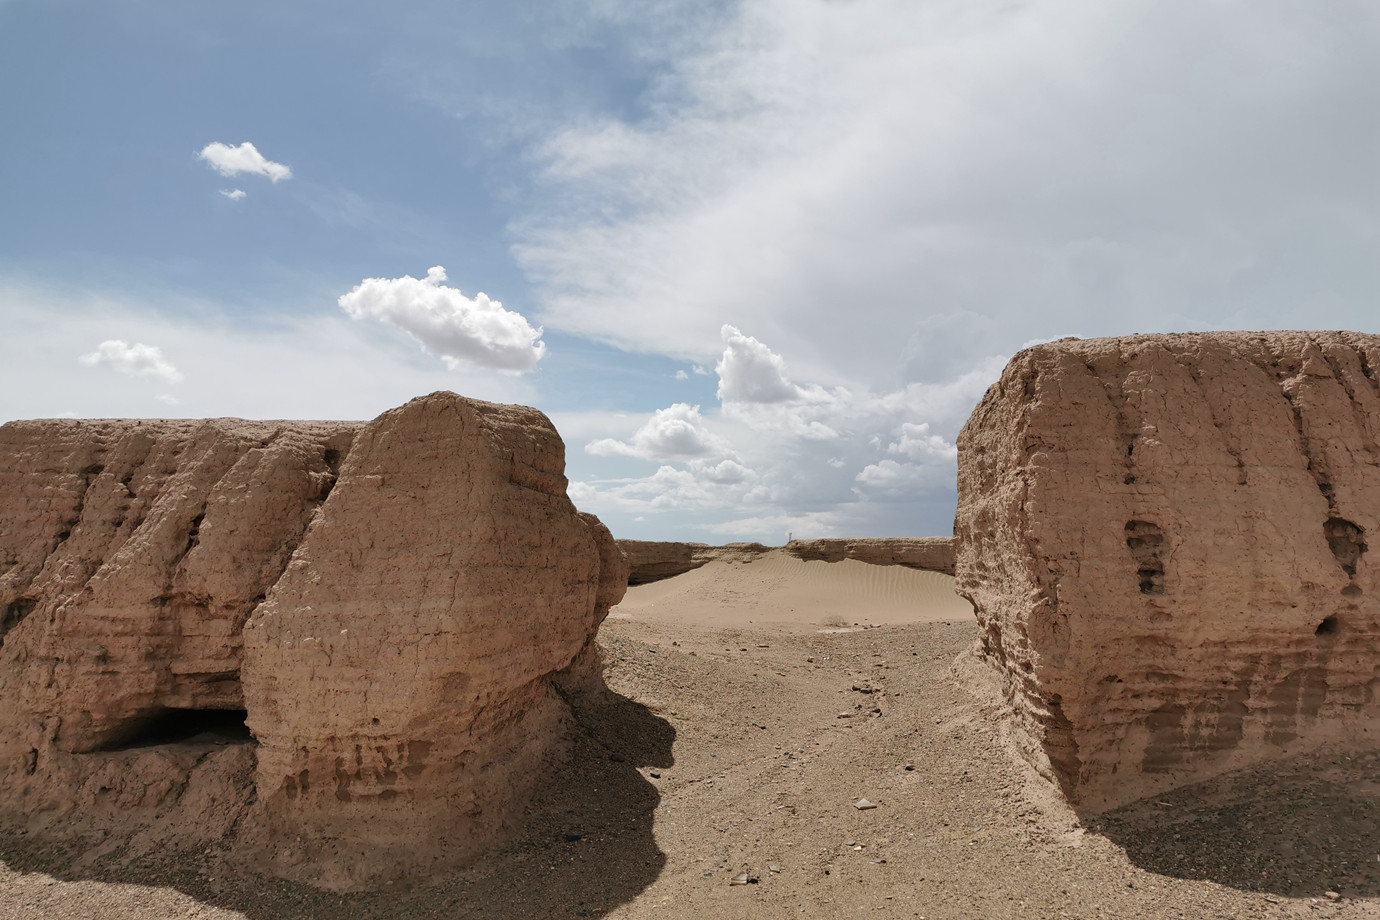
3,567,1380,918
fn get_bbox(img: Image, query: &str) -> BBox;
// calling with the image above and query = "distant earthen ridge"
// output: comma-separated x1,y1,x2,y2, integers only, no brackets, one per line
618,537,955,585
955,331,1380,812
0,392,626,891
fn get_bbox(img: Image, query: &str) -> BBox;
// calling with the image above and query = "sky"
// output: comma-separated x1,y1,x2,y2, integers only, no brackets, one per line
1,0,1377,542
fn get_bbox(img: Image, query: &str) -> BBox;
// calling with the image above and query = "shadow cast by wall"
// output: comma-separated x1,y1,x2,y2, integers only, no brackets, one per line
0,688,676,920
1094,747,1380,899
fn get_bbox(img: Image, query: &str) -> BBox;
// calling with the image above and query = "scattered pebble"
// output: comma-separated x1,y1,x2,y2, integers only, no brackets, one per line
854,798,878,810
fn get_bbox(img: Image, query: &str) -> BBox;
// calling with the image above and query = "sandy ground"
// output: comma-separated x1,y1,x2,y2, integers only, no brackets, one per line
4,551,1380,919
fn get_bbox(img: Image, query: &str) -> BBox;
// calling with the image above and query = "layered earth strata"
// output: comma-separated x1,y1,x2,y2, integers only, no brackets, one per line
618,537,955,585
0,392,626,890
955,332,1380,811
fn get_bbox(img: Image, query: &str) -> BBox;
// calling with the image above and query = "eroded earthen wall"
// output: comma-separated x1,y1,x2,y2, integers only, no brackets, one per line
241,393,627,889
955,332,1380,811
0,392,626,889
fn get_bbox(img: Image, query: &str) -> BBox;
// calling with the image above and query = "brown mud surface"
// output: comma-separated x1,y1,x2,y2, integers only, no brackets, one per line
3,555,1379,918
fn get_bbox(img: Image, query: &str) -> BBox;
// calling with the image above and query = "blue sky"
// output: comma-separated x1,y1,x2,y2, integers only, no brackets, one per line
2,0,1377,542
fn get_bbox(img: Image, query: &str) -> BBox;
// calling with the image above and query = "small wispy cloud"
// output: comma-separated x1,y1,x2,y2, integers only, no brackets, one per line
198,142,292,182
220,189,247,201
79,340,183,384
338,266,545,373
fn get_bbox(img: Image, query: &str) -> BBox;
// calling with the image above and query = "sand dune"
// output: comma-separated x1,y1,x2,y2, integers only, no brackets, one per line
610,549,973,630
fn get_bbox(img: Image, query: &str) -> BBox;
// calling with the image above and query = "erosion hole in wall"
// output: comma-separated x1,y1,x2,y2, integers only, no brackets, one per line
1124,521,1166,595
1315,615,1339,637
1324,517,1367,577
96,708,252,751
1,598,37,642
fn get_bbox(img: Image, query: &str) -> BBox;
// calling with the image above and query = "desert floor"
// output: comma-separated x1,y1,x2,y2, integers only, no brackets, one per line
4,550,1380,919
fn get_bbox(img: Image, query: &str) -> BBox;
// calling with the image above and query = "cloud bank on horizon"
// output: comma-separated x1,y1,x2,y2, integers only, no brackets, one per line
1,0,1376,542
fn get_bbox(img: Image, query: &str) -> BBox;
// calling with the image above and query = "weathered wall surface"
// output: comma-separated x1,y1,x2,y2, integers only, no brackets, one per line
955,332,1380,811
241,394,626,889
617,538,954,585
0,418,353,754
0,392,626,890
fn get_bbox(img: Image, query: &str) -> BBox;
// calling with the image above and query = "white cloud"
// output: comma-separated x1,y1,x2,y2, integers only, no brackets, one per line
78,340,183,384
573,464,743,514
198,142,293,182
2,278,537,425
586,403,729,460
854,458,954,497
513,0,1380,400
716,324,801,403
220,188,247,201
691,457,750,484
674,369,688,380
338,266,545,373
572,327,992,538
885,422,957,461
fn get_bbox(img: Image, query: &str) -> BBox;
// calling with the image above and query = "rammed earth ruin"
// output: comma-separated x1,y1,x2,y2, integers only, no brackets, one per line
956,332,1380,811
0,392,626,890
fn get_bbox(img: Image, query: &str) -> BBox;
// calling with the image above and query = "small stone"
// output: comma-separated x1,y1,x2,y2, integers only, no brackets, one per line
837,712,854,719
649,771,661,779
1325,891,1341,901
729,873,750,885
769,864,782,873
854,798,878,810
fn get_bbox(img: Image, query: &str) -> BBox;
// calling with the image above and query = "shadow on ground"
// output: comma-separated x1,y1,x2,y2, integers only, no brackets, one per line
1095,747,1380,899
0,687,675,920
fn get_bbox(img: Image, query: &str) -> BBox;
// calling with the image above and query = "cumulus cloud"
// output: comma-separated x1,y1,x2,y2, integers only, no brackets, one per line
220,188,247,201
587,403,729,460
5,280,538,425
78,340,183,384
854,458,953,498
572,465,744,514
716,325,802,403
885,422,957,461
338,266,545,373
198,142,292,182
571,327,991,538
